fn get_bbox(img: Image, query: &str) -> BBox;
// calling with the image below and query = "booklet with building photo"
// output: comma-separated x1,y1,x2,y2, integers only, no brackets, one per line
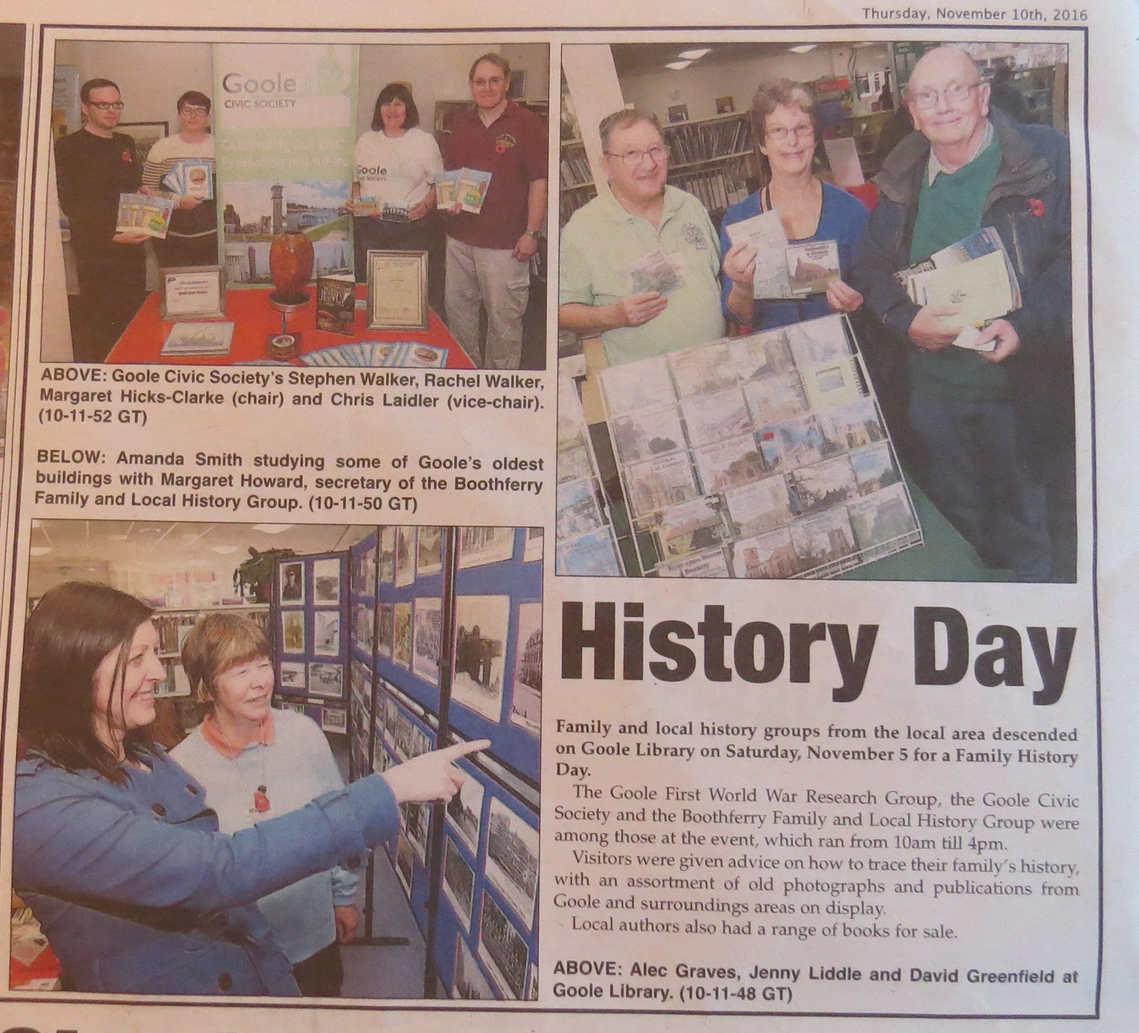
895,226,1023,348
626,248,681,296
116,192,175,238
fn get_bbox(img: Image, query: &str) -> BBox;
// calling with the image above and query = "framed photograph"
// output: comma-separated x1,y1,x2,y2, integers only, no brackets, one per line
307,662,344,699
312,558,341,603
446,774,485,855
485,798,538,930
313,609,341,657
279,661,307,690
451,595,510,722
417,525,443,576
320,707,348,734
366,249,429,331
458,526,515,569
478,893,528,1000
667,103,689,123
443,835,476,929
716,95,735,114
117,119,168,161
158,265,227,321
523,527,543,563
412,597,443,685
281,610,305,654
452,936,496,1001
377,602,395,657
393,601,413,669
395,526,416,587
510,602,542,736
379,527,395,583
279,561,304,604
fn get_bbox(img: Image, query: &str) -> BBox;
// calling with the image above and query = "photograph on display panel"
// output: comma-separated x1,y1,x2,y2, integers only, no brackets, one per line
39,34,550,369
557,38,1075,584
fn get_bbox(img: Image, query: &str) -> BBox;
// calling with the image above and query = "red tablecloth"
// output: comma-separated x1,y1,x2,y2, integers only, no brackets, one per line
108,286,474,368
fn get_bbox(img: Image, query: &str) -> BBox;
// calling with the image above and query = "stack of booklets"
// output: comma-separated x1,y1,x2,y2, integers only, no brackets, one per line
116,192,175,238
894,227,1022,349
301,341,448,367
724,209,841,299
161,322,235,357
161,158,213,199
436,169,492,213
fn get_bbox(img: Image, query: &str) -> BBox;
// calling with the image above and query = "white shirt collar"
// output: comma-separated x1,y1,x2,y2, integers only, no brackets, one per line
927,119,994,185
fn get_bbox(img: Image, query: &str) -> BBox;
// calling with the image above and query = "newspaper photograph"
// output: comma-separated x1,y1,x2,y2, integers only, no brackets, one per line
0,3,1135,1033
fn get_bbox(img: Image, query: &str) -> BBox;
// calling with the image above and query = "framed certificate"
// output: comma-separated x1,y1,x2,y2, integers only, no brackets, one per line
159,265,227,321
366,249,429,332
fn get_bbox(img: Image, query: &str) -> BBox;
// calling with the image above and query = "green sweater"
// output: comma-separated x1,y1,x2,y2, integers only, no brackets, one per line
908,134,1008,401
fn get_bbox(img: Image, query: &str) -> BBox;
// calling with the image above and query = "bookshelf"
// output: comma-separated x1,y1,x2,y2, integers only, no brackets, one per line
153,604,270,700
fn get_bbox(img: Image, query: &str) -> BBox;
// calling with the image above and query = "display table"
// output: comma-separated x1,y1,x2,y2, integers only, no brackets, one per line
107,286,474,368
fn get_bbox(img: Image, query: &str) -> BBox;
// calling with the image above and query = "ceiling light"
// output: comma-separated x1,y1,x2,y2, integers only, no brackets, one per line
211,546,240,555
665,60,693,71
252,524,294,534
678,49,710,60
29,547,52,556
789,44,818,54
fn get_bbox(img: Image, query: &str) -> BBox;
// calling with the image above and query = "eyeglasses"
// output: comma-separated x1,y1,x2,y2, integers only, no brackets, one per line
472,77,505,88
180,106,209,117
87,101,124,111
766,122,814,142
605,145,668,167
909,82,981,110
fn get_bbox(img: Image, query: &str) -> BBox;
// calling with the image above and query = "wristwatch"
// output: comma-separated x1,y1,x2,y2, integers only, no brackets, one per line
522,230,545,243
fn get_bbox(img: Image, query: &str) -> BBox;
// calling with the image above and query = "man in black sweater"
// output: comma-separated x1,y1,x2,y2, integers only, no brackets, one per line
55,78,148,361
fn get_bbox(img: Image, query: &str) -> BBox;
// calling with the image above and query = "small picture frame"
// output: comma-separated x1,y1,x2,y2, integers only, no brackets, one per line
117,120,169,162
367,249,429,331
159,265,227,321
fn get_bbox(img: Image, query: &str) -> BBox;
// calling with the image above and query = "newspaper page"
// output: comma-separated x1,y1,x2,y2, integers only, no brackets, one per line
1,2,1137,1033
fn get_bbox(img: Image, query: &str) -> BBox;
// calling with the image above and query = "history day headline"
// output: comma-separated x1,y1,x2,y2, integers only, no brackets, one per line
558,601,1077,706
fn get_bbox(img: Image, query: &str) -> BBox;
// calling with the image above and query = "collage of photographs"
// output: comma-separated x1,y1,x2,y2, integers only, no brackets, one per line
0,7,1130,1033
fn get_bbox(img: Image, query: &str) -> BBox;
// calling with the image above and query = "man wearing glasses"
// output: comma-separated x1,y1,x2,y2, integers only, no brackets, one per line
559,109,723,367
853,46,1072,581
442,53,548,370
54,78,148,362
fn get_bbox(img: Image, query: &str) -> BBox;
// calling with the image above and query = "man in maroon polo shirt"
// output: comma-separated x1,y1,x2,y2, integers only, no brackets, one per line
442,53,548,370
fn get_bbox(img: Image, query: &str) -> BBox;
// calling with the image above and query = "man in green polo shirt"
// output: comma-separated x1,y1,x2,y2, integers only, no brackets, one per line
853,46,1072,581
559,109,724,367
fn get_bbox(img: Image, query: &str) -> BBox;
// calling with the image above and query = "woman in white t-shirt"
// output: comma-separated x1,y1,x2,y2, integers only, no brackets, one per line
350,83,445,314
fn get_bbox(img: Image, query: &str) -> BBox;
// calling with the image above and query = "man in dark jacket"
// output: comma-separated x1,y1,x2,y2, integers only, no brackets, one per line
55,78,148,361
852,46,1072,581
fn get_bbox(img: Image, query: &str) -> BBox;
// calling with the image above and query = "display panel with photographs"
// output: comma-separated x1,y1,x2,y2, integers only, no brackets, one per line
580,314,922,578
349,525,541,1001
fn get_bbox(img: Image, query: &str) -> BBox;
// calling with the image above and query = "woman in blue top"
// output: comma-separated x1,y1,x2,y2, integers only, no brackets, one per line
720,79,869,331
13,581,486,996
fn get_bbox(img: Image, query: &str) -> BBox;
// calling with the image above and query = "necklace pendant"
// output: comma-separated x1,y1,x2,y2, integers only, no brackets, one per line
254,785,271,813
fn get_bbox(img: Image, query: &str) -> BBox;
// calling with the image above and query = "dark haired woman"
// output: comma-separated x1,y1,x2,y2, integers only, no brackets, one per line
720,79,868,331
350,82,445,313
14,581,485,996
